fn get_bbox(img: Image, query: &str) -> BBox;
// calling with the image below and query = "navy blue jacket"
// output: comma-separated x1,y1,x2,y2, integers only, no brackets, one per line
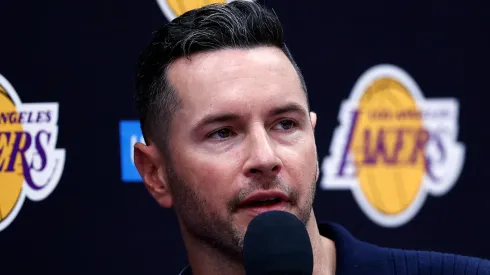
320,222,490,274
179,222,490,274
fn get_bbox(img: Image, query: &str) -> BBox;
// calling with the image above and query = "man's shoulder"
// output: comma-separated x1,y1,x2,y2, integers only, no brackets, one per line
178,265,191,275
388,248,490,274
318,222,490,274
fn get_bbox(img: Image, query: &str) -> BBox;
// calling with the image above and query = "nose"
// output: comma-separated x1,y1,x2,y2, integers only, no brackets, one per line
243,127,283,178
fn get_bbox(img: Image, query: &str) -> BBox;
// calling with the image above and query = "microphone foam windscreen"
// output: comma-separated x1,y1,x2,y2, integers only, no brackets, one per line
243,211,314,275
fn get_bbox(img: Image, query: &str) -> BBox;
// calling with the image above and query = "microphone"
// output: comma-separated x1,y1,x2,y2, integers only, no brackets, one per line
243,210,314,275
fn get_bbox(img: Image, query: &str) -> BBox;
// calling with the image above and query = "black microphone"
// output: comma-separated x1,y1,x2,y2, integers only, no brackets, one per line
243,210,314,275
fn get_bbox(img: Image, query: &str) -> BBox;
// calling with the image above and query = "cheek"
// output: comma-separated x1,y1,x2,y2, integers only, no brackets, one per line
172,149,242,201
281,139,318,183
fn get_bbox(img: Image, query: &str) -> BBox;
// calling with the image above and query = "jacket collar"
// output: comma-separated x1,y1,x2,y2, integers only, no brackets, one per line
178,222,392,275
318,222,391,274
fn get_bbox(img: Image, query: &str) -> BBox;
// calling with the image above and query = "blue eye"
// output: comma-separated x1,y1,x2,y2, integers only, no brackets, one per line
278,120,295,130
274,120,296,131
209,128,233,139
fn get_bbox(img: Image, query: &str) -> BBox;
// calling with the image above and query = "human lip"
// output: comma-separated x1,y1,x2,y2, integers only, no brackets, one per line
237,190,290,215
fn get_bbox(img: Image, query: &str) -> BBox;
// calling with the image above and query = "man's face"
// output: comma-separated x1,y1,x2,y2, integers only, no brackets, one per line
164,46,318,258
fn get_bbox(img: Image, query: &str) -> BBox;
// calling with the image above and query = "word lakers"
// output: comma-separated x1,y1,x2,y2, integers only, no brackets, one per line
156,0,254,21
320,64,465,227
0,73,65,232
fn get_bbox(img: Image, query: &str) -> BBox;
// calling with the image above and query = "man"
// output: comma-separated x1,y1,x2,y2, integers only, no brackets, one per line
133,1,490,274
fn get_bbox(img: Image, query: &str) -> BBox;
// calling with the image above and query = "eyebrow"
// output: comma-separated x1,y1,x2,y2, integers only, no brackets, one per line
193,102,308,130
267,102,308,118
195,113,241,130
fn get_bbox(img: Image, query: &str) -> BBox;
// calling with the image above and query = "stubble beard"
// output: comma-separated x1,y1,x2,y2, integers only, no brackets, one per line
167,164,318,264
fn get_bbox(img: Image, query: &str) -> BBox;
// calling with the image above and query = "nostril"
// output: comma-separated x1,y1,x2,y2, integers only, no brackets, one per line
250,168,260,174
271,165,280,172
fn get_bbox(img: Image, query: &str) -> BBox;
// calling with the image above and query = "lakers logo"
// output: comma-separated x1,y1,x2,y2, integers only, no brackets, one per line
0,73,65,232
320,64,465,227
156,0,255,21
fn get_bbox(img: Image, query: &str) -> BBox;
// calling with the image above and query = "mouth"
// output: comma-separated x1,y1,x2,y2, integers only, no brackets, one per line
237,191,289,215
244,197,283,207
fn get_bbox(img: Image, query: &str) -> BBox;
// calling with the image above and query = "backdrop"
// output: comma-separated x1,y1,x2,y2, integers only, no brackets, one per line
1,0,489,274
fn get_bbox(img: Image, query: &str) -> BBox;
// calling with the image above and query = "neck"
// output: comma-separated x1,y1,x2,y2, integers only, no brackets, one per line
179,223,245,275
181,211,336,275
306,212,336,275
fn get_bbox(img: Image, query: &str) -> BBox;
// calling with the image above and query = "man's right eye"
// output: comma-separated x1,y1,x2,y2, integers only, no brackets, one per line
207,128,234,140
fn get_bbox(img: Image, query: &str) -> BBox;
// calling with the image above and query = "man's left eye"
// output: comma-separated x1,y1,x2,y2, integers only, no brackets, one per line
274,120,296,130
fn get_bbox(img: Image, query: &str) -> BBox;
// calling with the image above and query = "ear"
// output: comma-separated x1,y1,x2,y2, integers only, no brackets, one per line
133,141,173,208
310,111,317,130
310,112,319,182
315,161,320,182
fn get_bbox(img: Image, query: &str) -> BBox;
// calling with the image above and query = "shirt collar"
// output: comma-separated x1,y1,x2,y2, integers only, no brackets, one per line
178,222,390,275
318,221,391,274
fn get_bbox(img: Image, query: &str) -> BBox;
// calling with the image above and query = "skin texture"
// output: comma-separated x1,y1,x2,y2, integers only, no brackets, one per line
134,46,336,275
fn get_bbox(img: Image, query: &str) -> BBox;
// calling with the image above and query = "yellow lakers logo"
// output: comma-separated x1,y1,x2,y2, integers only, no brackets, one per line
0,73,65,232
156,0,254,21
320,64,465,227
0,83,24,225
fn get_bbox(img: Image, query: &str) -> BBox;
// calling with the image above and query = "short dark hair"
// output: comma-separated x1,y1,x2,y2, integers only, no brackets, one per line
134,0,307,155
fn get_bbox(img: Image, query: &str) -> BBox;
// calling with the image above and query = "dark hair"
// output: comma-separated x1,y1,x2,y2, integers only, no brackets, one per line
135,0,307,155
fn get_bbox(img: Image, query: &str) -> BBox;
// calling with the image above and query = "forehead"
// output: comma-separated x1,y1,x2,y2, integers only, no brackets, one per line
166,46,307,118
